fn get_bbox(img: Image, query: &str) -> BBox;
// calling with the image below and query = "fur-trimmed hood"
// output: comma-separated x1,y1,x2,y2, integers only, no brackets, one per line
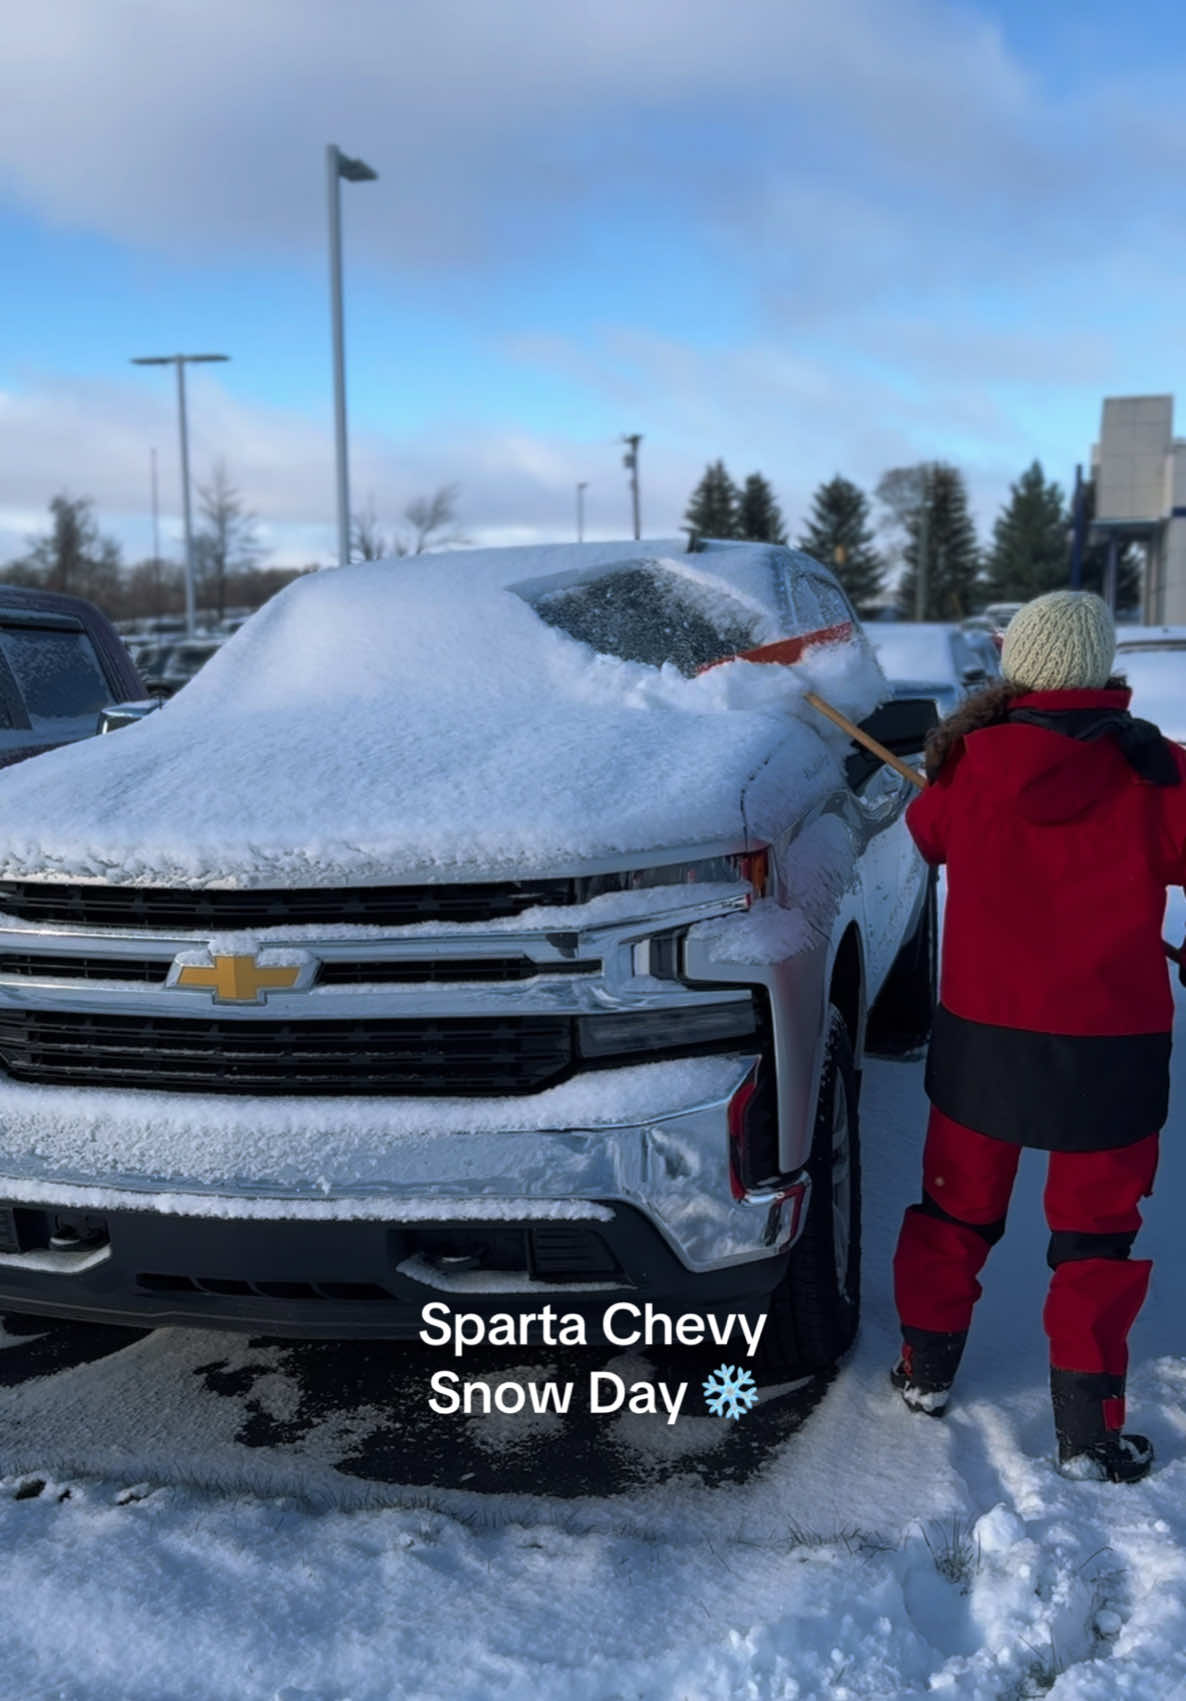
923,675,1129,782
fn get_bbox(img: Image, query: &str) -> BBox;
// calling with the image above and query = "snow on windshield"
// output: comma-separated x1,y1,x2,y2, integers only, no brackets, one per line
521,558,779,676
0,548,886,886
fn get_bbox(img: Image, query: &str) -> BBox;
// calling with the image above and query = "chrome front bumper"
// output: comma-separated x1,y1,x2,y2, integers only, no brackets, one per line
0,1054,809,1287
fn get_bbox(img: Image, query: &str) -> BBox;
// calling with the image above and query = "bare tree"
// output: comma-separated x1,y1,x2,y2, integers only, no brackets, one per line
13,493,123,609
350,483,468,562
195,461,264,620
351,496,391,562
402,483,468,554
874,464,932,586
120,556,186,620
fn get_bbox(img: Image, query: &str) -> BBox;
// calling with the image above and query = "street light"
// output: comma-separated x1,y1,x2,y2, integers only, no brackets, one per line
327,143,378,568
130,352,229,636
621,435,642,540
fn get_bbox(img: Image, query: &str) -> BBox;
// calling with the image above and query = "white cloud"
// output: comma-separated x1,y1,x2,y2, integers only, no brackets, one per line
1,0,1178,572
0,327,1060,578
0,370,680,565
0,0,1169,282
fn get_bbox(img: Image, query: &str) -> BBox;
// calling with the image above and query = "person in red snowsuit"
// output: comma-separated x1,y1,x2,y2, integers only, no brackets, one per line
891,590,1186,1482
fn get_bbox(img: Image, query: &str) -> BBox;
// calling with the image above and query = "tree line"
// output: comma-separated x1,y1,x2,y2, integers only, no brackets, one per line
0,475,469,625
682,459,1139,618
0,464,296,624
3,460,1138,630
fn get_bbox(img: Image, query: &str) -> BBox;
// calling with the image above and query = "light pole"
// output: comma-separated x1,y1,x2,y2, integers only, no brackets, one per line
150,446,162,618
913,462,933,622
327,143,378,568
622,434,642,539
1069,463,1087,591
131,352,229,636
576,481,588,543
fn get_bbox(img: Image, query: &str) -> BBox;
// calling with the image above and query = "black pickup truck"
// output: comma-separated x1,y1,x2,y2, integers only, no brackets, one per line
0,586,147,769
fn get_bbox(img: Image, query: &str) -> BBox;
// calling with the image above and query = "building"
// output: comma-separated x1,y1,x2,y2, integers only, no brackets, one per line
1092,396,1186,622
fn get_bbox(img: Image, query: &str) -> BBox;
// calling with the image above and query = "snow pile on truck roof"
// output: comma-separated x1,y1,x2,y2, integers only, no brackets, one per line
0,544,886,886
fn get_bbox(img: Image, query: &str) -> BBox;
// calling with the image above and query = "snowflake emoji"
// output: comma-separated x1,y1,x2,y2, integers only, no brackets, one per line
702,1363,759,1421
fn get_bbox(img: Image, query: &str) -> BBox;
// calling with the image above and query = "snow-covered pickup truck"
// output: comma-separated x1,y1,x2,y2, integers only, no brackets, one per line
0,541,935,1378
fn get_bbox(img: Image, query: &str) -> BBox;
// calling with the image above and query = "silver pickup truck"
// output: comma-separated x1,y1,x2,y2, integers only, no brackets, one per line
0,540,935,1378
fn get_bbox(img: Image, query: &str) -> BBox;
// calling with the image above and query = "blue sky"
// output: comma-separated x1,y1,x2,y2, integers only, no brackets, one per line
1,0,1184,567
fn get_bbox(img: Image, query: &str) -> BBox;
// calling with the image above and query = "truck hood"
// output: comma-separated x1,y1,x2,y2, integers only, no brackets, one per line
0,552,883,888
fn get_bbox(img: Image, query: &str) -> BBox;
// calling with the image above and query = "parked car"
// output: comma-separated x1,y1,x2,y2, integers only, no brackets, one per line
0,585,146,769
0,542,935,1379
1114,627,1186,744
150,635,225,695
867,621,1000,721
983,601,1023,631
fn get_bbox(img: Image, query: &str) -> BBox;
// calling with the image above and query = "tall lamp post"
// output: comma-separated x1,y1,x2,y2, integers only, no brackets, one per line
913,462,933,622
131,352,229,636
327,143,378,568
622,434,642,540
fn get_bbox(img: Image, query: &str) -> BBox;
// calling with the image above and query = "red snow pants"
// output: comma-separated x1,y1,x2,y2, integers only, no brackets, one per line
893,1109,1158,1375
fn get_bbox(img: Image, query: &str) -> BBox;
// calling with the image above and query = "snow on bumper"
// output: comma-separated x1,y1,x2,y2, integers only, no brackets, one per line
0,1054,805,1276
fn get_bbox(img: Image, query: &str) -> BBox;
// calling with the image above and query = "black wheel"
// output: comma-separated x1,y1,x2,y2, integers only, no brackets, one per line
759,1005,861,1381
865,869,937,1057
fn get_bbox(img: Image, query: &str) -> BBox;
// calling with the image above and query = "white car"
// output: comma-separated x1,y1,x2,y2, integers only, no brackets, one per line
1114,627,1186,745
0,541,934,1379
983,601,1023,631
868,622,1000,721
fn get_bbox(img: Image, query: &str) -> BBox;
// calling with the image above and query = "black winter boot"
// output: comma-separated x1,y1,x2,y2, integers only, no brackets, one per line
890,1326,968,1416
1051,1369,1153,1483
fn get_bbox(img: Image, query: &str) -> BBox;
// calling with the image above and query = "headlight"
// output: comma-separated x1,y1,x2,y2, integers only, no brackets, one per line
573,849,769,905
576,998,757,1059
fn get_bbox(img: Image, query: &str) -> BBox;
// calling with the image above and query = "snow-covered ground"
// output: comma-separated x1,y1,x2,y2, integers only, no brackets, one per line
1,893,1184,1700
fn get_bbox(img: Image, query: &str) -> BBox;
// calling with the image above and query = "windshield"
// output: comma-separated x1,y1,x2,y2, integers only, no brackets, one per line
522,560,766,677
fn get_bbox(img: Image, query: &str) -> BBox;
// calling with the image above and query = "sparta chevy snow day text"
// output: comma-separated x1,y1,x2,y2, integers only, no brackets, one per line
420,1301,766,1425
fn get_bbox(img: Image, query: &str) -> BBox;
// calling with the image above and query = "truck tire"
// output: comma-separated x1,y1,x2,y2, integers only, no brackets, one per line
759,1005,861,1381
866,869,937,1057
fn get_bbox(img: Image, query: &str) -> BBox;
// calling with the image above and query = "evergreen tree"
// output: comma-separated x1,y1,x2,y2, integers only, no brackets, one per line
895,463,982,619
797,475,884,613
683,460,740,544
737,472,787,544
983,460,1069,603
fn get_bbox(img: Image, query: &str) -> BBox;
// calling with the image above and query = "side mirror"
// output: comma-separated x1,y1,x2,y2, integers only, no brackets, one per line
845,696,938,790
860,696,939,756
97,698,165,735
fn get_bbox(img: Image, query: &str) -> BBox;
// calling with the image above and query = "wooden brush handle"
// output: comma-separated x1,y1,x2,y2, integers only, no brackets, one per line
803,691,927,791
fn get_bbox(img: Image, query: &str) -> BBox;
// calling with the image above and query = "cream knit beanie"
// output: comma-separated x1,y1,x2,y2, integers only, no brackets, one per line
1000,591,1116,692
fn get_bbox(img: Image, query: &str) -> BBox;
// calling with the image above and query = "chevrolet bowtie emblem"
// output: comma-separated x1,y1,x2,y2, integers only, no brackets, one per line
174,955,303,1004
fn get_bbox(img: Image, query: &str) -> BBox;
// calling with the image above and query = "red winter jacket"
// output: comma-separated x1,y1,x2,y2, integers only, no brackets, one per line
907,686,1186,1151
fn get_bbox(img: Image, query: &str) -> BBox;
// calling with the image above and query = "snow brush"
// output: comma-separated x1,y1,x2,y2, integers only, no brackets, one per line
803,690,1183,969
803,691,927,791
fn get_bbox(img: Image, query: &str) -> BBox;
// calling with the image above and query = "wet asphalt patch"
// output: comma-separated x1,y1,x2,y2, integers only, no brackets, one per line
197,1338,831,1496
0,1313,149,1387
0,1315,827,1497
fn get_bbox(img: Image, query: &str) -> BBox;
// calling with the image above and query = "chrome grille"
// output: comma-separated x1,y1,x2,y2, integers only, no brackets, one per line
0,880,578,930
0,951,598,989
0,1010,574,1096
